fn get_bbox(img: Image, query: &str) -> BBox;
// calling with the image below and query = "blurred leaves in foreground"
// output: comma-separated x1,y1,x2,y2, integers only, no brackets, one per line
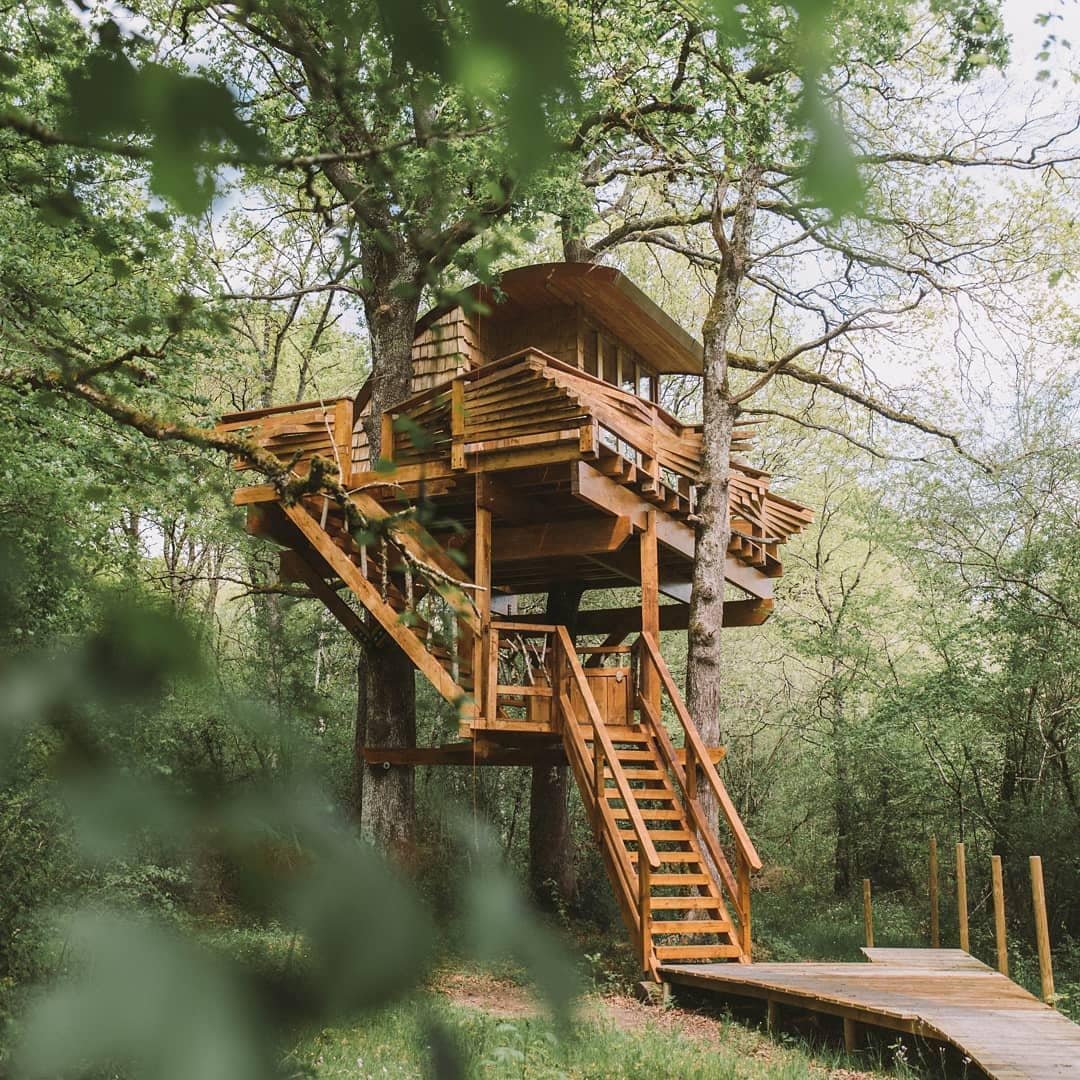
0,581,580,1078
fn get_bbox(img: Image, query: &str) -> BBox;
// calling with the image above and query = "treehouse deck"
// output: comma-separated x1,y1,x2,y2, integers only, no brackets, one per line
664,949,1080,1079
217,263,814,979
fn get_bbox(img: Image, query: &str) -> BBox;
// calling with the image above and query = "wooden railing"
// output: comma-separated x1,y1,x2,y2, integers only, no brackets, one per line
553,626,662,975
632,632,761,959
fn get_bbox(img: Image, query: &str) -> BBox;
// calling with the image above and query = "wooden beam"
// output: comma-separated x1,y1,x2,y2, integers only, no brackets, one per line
475,471,543,523
566,599,774,635
640,510,660,716
281,501,467,708
475,477,493,722
571,461,775,600
362,743,567,767
493,516,632,563
279,550,373,646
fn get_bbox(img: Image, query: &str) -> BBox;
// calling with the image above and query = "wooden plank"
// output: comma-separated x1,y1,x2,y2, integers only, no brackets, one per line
571,462,775,600
640,510,660,717
493,516,631,563
281,502,466,708
361,743,566,766
278,550,371,647
663,958,1080,1080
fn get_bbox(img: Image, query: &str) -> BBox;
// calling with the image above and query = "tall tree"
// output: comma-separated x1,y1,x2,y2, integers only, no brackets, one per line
555,0,1078,845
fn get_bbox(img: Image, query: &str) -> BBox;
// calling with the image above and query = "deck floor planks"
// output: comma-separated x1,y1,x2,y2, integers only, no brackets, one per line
663,948,1080,1079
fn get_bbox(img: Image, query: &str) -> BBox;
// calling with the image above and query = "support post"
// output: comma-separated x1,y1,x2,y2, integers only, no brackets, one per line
1030,855,1055,1004
333,397,353,486
639,854,652,972
956,842,969,952
450,378,466,471
736,849,752,960
991,854,1008,977
380,411,395,466
639,510,660,718
863,879,874,948
843,1017,862,1054
474,480,492,723
929,835,940,948
766,998,779,1033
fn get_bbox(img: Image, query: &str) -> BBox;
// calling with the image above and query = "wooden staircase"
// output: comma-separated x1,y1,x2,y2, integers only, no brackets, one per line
260,493,760,979
554,625,756,978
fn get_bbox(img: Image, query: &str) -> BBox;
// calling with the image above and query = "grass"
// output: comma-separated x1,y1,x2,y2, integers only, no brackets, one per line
287,990,893,1079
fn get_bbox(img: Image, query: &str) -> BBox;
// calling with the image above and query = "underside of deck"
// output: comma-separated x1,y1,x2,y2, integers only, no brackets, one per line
663,948,1080,1079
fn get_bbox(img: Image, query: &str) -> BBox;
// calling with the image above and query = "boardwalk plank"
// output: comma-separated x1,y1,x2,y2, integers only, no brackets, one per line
663,951,1080,1079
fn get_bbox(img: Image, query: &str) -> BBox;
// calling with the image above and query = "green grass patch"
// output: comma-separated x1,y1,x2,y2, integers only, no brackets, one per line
287,993,888,1079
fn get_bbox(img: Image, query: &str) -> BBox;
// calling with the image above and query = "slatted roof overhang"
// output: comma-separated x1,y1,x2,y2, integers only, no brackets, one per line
416,262,705,376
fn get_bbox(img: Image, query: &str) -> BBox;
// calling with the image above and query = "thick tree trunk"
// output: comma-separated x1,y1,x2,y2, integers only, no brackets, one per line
358,638,417,854
354,265,424,852
528,581,585,909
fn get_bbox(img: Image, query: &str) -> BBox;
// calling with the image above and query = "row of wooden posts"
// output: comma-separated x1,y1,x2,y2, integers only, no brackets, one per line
861,839,1056,1004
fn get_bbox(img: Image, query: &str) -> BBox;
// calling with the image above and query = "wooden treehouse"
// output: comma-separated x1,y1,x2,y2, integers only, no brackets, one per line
219,263,812,980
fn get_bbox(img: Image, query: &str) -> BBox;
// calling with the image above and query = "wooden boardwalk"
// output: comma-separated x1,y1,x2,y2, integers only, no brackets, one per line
662,949,1080,1079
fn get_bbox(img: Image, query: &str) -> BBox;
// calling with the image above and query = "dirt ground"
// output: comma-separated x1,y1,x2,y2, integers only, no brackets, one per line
431,969,878,1079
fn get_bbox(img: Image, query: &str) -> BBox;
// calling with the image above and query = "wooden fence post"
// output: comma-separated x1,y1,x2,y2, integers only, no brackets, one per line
929,835,940,948
991,854,1008,976
863,879,874,948
956,842,970,952
1030,856,1055,1004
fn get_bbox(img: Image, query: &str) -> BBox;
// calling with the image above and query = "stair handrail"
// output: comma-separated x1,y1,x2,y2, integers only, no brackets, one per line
636,691,740,905
554,627,661,874
635,632,762,873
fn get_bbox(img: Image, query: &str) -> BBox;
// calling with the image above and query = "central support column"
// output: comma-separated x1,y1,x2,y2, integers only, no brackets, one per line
640,510,661,716
474,476,493,722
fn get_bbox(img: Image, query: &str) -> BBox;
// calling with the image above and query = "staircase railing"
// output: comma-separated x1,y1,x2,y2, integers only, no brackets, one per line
553,626,662,976
633,632,762,960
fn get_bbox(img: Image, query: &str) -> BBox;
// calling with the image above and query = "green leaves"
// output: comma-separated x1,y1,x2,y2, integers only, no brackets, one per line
63,48,264,214
16,913,269,1080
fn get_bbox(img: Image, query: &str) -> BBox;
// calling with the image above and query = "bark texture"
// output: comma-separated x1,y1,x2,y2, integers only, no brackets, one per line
354,278,423,852
528,581,585,909
686,167,762,829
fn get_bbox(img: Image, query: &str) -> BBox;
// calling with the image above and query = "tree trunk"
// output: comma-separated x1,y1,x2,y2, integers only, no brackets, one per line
358,637,417,856
686,167,761,831
528,581,585,910
354,267,424,852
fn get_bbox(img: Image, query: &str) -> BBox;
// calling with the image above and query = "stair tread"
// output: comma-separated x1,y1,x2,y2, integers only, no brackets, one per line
613,809,683,821
650,897,725,909
650,920,732,934
618,828,692,842
654,944,742,960
629,851,702,864
651,873,710,885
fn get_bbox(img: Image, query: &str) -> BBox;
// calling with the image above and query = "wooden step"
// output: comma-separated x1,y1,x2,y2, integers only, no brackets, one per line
654,944,742,961
613,809,683,821
650,897,724,910
581,725,647,742
650,920,732,935
617,828,691,842
651,873,710,886
630,851,701,864
615,750,658,761
605,769,667,783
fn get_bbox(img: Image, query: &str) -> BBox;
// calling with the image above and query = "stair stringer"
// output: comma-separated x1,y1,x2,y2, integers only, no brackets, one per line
281,499,473,711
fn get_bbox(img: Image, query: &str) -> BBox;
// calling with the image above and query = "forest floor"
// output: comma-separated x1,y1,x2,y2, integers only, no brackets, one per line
289,965,905,1079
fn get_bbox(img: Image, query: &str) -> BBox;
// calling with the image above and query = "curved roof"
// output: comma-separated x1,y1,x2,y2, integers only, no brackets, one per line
417,262,704,375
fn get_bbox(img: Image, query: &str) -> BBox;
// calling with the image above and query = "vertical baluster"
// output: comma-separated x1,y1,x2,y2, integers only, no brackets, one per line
737,849,752,959
639,854,652,972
